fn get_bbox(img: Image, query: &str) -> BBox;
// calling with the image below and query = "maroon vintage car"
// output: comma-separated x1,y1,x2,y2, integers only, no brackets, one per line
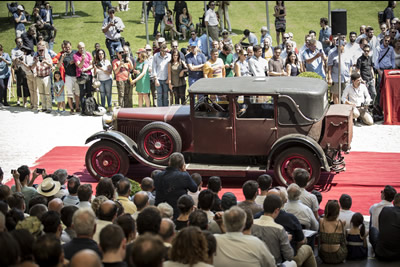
85,76,353,188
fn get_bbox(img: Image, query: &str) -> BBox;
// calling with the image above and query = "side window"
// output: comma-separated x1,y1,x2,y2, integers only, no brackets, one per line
194,95,230,118
236,95,275,119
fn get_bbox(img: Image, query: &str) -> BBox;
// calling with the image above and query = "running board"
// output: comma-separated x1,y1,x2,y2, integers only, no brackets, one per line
185,163,267,177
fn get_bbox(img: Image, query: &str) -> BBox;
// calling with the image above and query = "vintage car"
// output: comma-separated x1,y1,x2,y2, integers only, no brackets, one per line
85,76,353,189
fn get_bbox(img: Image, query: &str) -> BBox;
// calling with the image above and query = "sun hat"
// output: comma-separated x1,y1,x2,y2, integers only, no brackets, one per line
37,177,61,197
17,5,24,11
14,50,24,58
158,37,166,43
145,44,152,50
136,48,146,54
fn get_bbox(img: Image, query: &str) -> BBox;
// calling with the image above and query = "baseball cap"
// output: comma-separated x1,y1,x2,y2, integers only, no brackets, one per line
136,48,146,54
158,37,166,43
145,44,152,50
17,5,24,11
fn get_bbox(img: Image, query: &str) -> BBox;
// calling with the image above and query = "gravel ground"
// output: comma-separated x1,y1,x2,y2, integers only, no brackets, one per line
1,105,400,183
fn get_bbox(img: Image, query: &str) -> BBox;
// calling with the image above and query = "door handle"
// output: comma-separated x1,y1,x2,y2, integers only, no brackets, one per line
226,126,233,130
271,127,277,131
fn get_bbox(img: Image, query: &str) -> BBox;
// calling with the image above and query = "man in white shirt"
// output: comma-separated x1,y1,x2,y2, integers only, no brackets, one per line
204,1,219,41
214,206,276,267
338,194,355,230
293,168,320,221
369,185,397,230
345,31,359,63
102,8,125,59
152,44,171,106
248,45,268,76
341,72,373,125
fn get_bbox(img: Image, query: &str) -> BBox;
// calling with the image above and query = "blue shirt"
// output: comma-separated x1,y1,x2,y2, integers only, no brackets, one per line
186,52,206,80
319,26,332,54
328,48,353,83
153,1,168,15
0,52,11,79
188,37,201,49
302,48,326,78
13,12,26,31
248,32,259,46
375,44,396,70
199,34,213,58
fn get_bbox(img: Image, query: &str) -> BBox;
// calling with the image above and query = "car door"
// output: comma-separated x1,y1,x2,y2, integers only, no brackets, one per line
234,95,278,155
191,95,234,155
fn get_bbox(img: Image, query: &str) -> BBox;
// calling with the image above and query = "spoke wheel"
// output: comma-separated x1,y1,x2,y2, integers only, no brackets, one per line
138,122,182,165
85,141,129,180
274,147,321,189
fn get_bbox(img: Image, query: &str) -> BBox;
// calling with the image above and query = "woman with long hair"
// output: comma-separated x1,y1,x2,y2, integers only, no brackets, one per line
234,49,251,77
285,51,301,76
164,9,183,41
346,212,368,260
319,200,348,264
274,1,286,46
167,49,188,104
179,7,194,40
165,226,212,267
94,49,113,112
132,49,151,107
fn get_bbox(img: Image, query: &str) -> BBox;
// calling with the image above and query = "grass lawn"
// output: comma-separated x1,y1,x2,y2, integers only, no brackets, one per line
0,1,396,107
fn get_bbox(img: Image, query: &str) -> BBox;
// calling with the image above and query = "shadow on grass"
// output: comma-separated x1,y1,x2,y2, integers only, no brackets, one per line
0,16,17,32
53,11,92,19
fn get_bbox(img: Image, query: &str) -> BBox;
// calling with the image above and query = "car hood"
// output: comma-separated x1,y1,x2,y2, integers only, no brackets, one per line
116,105,190,122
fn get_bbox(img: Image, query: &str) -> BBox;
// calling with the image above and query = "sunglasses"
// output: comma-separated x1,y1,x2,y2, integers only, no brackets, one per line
191,33,196,35
223,33,228,35
172,45,178,48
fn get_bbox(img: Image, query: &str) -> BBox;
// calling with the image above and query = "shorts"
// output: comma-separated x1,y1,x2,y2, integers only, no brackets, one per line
65,75,80,97
331,82,346,95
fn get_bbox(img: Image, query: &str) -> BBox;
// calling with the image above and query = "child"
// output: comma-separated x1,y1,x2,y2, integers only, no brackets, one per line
346,212,368,260
53,71,65,113
188,173,203,206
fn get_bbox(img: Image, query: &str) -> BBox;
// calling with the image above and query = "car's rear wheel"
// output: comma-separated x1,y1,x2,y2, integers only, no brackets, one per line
138,122,182,165
273,147,321,189
85,140,129,180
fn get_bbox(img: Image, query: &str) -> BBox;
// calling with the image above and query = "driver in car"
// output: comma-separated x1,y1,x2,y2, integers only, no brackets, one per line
341,72,373,125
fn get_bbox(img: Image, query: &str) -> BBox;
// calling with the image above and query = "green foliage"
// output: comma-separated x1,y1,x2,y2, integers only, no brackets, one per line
129,179,142,197
298,71,323,80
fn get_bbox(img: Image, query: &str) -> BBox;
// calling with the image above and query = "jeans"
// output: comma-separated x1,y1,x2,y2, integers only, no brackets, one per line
105,39,122,60
366,80,376,103
0,77,9,104
153,13,165,36
79,75,93,108
156,79,169,107
99,79,112,108
102,1,112,18
369,226,379,252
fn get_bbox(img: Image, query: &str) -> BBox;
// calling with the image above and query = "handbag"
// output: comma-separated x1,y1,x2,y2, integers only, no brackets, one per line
77,72,90,84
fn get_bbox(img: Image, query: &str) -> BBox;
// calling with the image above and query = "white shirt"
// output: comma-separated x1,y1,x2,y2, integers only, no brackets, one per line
369,200,393,230
299,188,319,213
341,83,372,106
96,59,112,81
284,200,319,231
255,195,266,206
248,56,268,76
338,209,355,230
102,16,125,40
204,9,218,26
152,52,171,80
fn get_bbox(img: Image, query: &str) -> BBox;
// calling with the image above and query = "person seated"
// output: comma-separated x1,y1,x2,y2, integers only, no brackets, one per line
238,180,263,216
240,29,259,49
174,194,194,231
163,9,183,41
342,72,373,126
338,194,355,231
179,7,194,40
346,212,368,260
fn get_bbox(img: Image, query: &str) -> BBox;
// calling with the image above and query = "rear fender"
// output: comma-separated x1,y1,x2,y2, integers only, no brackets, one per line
85,130,165,169
267,134,330,172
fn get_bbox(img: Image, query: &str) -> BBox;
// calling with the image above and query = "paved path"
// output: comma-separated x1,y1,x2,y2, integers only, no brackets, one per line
1,105,400,183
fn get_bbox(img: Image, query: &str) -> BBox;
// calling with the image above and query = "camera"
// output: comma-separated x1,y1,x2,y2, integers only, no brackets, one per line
18,56,23,61
122,53,128,63
39,56,43,62
97,62,103,68
36,168,44,174
11,169,16,174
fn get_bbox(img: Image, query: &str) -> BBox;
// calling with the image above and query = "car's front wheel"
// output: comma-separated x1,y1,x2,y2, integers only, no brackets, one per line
138,122,182,165
85,140,129,180
274,147,321,189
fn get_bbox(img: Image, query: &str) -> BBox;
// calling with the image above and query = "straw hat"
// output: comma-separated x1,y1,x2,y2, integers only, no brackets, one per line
37,177,61,197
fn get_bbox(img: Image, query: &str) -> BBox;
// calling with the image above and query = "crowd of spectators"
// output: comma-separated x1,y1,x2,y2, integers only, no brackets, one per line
1,1,398,125
0,156,399,266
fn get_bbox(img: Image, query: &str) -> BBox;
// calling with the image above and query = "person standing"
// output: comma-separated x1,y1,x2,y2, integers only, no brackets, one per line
113,46,134,108
356,44,376,102
217,1,232,34
234,49,251,77
152,1,168,38
32,44,53,113
375,35,395,105
11,37,29,107
173,1,187,33
19,46,37,110
302,39,326,79
13,5,27,38
274,1,286,46
152,44,171,107
204,1,219,41
65,1,75,16
186,42,206,86
383,1,397,29
73,42,93,111
248,45,269,77
203,48,225,79
168,49,187,105
132,48,151,107
0,44,11,106
94,49,113,112
219,44,234,77
319,17,332,55
268,46,286,76
102,7,125,60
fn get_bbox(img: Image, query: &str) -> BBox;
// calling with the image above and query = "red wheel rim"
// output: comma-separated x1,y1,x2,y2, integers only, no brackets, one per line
280,155,313,184
91,148,121,177
143,130,174,160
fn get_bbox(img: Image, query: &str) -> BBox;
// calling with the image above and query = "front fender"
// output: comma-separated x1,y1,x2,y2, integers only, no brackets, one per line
85,130,166,170
267,134,330,172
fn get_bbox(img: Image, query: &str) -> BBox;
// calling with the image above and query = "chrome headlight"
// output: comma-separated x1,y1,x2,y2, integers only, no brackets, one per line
102,113,113,130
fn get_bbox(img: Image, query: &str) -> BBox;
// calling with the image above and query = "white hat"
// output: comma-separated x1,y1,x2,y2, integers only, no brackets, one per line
158,37,165,43
261,26,268,32
145,44,152,50
14,50,24,58
37,178,61,197
17,5,24,11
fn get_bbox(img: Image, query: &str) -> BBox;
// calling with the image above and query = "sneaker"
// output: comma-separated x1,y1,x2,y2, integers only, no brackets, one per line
46,109,52,113
41,109,47,112
17,101,20,106
70,109,75,115
64,12,68,16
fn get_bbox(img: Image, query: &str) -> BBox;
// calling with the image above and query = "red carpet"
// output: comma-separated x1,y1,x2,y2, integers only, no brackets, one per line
6,147,400,215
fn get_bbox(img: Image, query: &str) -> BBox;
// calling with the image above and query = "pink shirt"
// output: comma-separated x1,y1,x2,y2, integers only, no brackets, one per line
73,51,92,77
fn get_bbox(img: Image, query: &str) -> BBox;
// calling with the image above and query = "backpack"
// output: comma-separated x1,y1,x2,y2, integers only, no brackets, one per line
82,97,98,116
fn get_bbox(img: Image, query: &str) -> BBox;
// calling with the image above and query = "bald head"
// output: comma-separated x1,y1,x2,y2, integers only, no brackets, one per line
287,183,301,201
70,249,102,267
133,191,149,211
48,198,64,214
141,177,154,192
99,200,118,221
159,218,175,243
